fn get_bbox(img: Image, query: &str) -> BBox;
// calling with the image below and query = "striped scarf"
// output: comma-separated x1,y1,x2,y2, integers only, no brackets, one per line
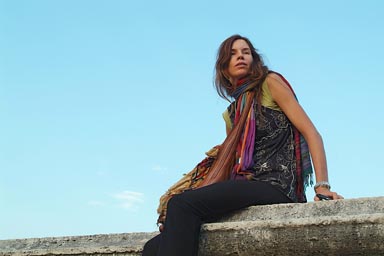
272,72,314,198
231,82,256,174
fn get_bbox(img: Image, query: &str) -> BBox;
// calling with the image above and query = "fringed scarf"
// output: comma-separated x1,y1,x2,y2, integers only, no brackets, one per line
272,72,314,198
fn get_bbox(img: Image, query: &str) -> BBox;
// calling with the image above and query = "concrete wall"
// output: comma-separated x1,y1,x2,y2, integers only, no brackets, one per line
1,197,383,256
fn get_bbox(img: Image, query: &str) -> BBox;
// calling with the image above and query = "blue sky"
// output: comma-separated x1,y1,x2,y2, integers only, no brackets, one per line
1,0,383,240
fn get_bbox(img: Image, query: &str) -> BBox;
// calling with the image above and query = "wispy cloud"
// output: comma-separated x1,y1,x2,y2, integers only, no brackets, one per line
151,164,168,172
112,191,144,210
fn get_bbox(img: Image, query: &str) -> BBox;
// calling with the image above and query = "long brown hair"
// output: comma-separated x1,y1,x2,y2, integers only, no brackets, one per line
214,34,269,102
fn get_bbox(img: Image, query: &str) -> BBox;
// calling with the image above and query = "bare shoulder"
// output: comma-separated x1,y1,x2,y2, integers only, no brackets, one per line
266,73,292,94
266,73,287,87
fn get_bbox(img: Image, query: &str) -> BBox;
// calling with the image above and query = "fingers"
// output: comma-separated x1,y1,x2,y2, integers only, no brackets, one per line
314,191,344,201
331,192,344,200
328,191,344,200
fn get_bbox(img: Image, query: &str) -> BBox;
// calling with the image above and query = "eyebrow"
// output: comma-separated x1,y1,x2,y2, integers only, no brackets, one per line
231,48,251,54
231,47,251,51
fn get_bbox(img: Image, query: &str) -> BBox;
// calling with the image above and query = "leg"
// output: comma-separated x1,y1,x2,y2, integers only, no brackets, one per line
157,180,292,256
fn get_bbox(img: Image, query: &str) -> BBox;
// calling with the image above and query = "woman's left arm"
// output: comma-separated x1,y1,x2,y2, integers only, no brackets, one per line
266,73,343,200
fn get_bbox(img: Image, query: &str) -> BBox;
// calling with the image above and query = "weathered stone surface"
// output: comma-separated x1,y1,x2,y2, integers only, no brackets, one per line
200,214,384,255
0,232,158,256
1,197,383,256
218,195,383,222
199,197,384,255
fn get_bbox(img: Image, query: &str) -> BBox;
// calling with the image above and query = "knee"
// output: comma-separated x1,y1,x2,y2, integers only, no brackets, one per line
167,193,187,209
167,192,197,214
142,235,160,256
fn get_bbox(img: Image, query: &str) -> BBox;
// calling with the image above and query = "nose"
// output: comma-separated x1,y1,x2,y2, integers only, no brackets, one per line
237,52,244,60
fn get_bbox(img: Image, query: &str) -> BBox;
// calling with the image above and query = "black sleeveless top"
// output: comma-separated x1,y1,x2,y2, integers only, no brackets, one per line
226,101,300,203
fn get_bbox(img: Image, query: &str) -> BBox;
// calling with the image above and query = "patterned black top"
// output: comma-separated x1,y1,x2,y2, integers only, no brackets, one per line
226,101,301,203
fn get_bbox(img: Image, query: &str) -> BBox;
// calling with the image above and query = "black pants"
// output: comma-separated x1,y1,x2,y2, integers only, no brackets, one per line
142,180,292,256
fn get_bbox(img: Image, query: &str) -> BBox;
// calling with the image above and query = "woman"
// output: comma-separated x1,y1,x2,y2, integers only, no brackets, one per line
142,34,343,256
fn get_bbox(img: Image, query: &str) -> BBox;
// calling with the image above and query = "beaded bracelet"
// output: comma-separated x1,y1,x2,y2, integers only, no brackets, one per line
314,181,331,191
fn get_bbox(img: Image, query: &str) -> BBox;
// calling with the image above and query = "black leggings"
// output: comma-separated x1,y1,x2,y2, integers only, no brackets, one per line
142,180,292,256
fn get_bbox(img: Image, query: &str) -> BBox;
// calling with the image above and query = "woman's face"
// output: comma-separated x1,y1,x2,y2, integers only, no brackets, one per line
226,39,253,83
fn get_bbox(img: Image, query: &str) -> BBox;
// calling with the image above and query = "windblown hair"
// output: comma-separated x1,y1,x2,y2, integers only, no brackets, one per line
214,34,269,102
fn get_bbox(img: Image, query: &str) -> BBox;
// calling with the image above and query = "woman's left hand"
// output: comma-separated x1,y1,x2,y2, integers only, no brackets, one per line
314,187,344,201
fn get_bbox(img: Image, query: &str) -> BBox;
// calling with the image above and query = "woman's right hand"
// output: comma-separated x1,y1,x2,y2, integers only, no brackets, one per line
314,187,344,201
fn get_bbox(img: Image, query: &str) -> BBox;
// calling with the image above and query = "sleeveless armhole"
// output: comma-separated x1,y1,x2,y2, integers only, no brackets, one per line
223,109,232,131
261,79,281,111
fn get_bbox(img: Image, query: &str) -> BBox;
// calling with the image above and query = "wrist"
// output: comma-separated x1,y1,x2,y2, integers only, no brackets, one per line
314,181,331,192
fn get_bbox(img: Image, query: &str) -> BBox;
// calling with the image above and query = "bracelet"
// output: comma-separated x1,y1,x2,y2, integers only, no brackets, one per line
314,181,331,191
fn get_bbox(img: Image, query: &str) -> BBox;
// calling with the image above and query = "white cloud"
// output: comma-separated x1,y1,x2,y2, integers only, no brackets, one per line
112,191,144,210
151,165,168,172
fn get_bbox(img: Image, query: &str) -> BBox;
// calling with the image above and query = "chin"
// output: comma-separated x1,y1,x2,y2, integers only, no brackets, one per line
235,72,250,79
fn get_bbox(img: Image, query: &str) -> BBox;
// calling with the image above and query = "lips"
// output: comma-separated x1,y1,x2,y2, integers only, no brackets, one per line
235,62,247,67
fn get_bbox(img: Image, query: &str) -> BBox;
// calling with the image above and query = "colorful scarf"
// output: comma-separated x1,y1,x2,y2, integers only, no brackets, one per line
231,81,256,174
272,72,314,198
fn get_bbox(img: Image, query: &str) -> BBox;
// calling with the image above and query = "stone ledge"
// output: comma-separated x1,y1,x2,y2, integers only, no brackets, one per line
1,197,383,256
198,196,384,256
200,214,384,255
0,232,157,256
218,196,383,222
